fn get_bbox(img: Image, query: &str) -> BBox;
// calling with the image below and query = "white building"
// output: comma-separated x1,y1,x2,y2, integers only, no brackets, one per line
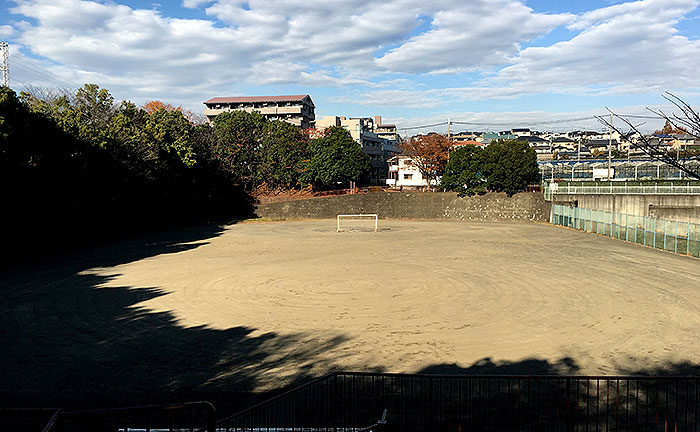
386,155,438,188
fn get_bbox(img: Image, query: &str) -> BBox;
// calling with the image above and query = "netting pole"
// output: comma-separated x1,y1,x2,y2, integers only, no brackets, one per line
675,221,678,254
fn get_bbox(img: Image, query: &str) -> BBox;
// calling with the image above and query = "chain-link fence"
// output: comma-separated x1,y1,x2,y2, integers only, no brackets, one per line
551,204,700,258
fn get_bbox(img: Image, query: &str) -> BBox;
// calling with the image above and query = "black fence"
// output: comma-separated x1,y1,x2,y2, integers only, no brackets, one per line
217,372,700,432
4,374,700,431
1,401,216,432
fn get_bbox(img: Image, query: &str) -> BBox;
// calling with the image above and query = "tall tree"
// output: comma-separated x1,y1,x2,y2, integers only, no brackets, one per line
400,134,452,190
213,110,267,190
142,100,205,124
142,100,178,114
482,139,539,195
258,120,309,189
440,145,486,195
143,108,196,169
303,126,370,190
654,119,688,135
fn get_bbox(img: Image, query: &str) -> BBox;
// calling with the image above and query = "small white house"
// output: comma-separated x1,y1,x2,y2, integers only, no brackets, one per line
386,155,438,188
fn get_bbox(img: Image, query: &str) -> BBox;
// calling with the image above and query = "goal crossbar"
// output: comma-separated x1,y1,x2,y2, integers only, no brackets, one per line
337,214,378,232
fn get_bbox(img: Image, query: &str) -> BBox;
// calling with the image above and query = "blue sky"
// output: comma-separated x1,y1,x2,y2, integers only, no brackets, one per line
1,0,700,132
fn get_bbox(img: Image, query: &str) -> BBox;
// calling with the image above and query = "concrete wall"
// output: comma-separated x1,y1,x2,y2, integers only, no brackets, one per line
551,193,700,224
649,205,700,223
255,191,548,222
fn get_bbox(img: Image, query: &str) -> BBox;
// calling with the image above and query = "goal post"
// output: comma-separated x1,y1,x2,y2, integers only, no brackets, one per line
337,214,378,232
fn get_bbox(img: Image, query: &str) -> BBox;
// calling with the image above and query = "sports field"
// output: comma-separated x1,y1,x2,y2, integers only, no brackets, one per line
2,219,700,410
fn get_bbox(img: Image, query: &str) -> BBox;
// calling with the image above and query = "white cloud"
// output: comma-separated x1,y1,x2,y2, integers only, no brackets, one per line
0,24,15,37
490,0,700,96
182,0,213,8
4,0,700,113
387,104,674,134
331,89,446,108
375,0,574,73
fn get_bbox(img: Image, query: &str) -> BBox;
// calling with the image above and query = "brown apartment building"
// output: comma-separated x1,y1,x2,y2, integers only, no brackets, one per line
203,95,315,128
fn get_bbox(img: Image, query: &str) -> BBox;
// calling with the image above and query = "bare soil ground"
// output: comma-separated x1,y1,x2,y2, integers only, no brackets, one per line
2,220,699,410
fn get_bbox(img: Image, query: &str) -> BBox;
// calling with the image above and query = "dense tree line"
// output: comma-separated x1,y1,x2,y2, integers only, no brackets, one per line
440,139,539,195
0,84,369,261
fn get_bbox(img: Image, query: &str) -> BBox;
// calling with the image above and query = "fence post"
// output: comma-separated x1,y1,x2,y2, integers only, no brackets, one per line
565,378,572,432
664,220,667,251
675,220,678,253
333,374,338,432
618,212,622,239
429,376,434,432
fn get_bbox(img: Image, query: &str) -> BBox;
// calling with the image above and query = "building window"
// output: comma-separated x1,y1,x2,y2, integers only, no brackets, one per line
403,174,413,180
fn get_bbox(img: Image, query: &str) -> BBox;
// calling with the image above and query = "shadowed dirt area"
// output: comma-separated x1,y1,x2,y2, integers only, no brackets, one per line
2,220,699,415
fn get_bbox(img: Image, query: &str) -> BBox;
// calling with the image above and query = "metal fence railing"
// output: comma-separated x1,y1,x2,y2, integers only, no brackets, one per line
550,204,700,258
539,159,700,183
1,402,216,432
216,372,700,431
544,183,700,199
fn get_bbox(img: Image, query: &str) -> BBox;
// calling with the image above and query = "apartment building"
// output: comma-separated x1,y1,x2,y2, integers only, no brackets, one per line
203,95,315,128
373,116,399,142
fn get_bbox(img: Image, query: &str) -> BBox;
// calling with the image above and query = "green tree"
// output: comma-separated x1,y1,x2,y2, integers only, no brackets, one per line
483,139,539,195
303,126,370,190
213,110,267,190
106,101,156,175
440,145,486,195
258,120,309,189
21,84,117,149
143,107,196,168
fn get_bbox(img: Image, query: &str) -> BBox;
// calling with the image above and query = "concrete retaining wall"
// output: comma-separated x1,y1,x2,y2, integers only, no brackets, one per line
255,191,548,222
551,193,700,224
648,205,700,223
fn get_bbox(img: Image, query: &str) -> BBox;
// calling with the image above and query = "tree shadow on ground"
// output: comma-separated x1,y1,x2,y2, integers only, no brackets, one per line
417,356,580,375
0,222,347,417
403,359,700,431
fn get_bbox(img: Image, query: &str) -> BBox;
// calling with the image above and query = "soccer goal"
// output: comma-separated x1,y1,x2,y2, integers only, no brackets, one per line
337,214,378,232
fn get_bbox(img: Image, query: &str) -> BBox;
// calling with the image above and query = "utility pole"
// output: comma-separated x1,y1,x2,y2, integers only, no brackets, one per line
447,117,452,142
607,113,612,180
0,41,8,87
577,138,581,162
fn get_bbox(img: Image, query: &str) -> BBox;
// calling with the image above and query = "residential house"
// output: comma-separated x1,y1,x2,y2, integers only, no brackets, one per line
386,155,437,188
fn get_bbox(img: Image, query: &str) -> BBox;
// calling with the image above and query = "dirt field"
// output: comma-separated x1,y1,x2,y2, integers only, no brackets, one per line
2,219,700,410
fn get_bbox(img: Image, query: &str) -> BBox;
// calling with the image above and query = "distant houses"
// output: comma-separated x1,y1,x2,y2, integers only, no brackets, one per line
201,94,699,189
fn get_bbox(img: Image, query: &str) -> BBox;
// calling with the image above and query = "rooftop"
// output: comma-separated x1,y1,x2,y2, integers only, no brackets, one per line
204,95,312,104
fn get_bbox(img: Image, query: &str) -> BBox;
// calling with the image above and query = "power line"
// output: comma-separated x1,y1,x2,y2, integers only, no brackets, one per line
11,55,77,89
400,121,448,131
399,113,665,133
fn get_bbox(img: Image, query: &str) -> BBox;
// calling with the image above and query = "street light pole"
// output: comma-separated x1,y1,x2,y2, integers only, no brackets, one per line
607,113,613,181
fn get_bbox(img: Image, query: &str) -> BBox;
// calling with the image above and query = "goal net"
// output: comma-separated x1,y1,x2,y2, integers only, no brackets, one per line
337,214,378,232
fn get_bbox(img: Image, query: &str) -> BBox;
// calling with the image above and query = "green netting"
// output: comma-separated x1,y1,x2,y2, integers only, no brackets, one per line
551,204,700,258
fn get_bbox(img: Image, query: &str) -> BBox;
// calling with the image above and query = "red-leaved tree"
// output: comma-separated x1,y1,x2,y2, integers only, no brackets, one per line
400,133,452,190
